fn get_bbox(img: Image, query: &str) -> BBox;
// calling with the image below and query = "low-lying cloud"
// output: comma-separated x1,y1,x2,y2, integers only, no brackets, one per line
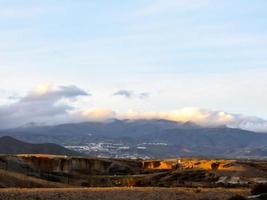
79,107,267,133
121,108,267,132
0,84,267,133
80,108,116,121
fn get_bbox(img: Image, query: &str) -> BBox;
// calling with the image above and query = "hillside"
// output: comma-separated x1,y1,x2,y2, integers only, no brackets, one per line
0,154,267,188
0,154,265,199
0,136,79,156
1,119,267,158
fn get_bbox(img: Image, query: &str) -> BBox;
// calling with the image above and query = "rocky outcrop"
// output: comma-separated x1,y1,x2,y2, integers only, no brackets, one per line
17,155,141,175
142,159,180,170
0,155,267,187
216,176,249,186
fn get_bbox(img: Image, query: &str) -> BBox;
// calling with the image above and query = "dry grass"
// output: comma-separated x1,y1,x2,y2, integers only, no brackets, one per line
0,169,70,188
0,187,250,200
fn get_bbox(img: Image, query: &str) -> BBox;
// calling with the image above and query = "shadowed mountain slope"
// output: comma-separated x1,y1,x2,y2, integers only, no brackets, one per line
0,136,79,156
0,119,267,158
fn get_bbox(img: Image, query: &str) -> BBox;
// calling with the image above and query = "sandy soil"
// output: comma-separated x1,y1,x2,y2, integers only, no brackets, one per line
0,187,250,200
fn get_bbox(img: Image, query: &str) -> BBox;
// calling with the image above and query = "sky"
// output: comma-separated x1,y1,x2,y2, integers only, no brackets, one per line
0,0,267,131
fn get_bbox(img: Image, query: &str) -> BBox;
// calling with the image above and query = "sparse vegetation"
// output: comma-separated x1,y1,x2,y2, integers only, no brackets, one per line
0,154,265,199
211,162,220,170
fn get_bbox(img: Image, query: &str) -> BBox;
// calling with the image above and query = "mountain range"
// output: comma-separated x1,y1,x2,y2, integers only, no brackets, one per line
0,119,267,158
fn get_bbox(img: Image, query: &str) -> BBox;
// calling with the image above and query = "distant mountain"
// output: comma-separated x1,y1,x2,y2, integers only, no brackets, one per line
0,119,267,158
0,136,80,156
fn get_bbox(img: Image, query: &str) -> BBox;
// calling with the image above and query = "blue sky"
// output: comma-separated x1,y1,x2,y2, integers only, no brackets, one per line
0,0,267,130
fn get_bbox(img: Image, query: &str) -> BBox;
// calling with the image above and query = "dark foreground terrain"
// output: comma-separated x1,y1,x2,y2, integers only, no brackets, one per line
1,154,267,187
0,154,267,199
0,187,250,200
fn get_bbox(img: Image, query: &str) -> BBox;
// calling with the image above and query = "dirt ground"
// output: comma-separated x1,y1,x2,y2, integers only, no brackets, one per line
0,187,250,200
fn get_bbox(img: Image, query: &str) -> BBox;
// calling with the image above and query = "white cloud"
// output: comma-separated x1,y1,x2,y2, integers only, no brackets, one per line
79,107,267,133
22,83,89,102
118,108,234,127
80,108,116,121
0,83,89,128
0,83,267,133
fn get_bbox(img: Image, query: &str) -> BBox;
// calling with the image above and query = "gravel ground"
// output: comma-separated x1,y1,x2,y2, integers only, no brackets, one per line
0,187,250,200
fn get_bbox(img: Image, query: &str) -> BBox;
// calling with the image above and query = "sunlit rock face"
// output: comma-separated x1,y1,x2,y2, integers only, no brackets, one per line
2,155,242,177
141,158,244,172
17,155,140,175
142,159,180,170
178,159,244,171
0,154,266,187
16,155,241,174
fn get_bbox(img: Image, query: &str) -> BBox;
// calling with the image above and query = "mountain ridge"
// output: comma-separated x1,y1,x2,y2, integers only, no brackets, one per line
0,119,267,158
0,136,80,156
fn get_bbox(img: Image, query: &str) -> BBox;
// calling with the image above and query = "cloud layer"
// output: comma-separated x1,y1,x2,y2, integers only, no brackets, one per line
0,84,267,133
118,108,267,132
77,107,267,133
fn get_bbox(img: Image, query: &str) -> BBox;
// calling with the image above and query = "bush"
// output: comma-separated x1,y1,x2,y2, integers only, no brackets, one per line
251,183,267,195
227,195,247,200
211,162,220,170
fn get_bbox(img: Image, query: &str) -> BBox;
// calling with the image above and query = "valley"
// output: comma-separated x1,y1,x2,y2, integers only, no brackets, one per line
0,154,267,188
0,154,267,199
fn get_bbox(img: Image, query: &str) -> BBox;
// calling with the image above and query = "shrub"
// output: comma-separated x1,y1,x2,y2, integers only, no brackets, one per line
211,162,220,170
251,183,267,195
